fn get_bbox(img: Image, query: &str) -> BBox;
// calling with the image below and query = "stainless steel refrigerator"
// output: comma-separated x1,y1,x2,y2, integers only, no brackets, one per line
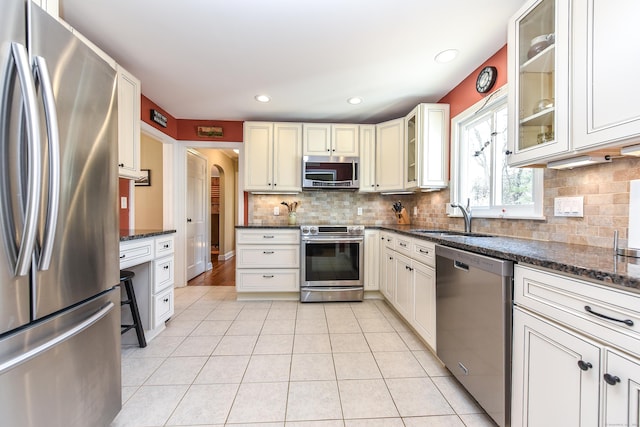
0,1,121,426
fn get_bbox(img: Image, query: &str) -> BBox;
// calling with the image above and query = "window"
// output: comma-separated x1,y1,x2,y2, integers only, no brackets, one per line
451,87,543,219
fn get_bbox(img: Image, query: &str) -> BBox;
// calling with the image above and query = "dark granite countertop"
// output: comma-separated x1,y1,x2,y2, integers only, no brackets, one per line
238,223,640,293
120,229,176,242
235,225,301,229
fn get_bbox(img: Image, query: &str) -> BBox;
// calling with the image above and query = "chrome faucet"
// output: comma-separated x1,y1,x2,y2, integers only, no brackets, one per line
451,198,472,233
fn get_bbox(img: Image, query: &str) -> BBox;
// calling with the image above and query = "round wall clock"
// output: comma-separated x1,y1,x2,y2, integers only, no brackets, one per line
476,66,497,93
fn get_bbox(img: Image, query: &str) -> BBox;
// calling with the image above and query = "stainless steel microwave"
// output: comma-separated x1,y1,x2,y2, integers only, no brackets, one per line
302,156,359,190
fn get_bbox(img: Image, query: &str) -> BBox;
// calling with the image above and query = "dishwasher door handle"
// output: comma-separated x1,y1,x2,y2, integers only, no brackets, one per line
453,260,469,272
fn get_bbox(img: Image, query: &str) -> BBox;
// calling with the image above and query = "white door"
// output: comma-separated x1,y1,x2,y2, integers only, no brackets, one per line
186,150,207,280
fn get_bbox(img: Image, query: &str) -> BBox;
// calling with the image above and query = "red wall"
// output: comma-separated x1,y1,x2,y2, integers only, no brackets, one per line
438,45,507,117
141,95,179,139
119,178,130,230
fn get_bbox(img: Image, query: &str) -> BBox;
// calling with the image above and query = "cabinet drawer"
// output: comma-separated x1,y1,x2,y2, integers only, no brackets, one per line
236,245,300,268
119,239,154,269
155,235,174,256
412,240,435,267
237,229,300,244
395,235,413,256
236,269,300,292
381,232,395,249
153,288,173,327
515,264,640,358
153,256,174,293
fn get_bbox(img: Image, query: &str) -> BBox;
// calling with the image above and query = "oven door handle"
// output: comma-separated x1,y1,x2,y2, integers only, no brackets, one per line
302,237,364,243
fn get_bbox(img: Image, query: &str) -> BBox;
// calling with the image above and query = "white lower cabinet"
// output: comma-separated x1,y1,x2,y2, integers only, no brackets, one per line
512,264,640,427
119,234,175,342
236,228,300,295
364,229,380,291
378,231,436,350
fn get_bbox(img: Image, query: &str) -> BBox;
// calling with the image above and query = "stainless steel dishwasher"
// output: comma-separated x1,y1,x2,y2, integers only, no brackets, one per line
435,244,514,427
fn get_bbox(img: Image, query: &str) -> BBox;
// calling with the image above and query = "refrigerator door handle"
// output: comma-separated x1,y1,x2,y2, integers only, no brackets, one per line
11,42,42,277
33,56,60,271
0,301,115,375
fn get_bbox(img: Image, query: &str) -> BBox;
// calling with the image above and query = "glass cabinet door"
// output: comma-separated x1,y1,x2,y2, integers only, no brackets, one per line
508,0,570,166
405,108,417,188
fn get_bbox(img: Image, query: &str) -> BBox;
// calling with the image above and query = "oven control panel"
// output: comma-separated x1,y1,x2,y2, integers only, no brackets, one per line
300,225,364,236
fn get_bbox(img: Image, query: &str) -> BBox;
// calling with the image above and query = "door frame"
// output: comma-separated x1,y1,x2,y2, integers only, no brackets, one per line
139,121,245,288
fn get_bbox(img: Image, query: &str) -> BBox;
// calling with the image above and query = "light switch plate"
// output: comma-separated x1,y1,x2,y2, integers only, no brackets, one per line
120,197,127,209
273,206,280,216
554,196,584,217
357,207,363,216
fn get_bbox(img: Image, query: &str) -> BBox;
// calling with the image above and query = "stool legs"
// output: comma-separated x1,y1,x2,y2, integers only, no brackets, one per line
120,272,147,348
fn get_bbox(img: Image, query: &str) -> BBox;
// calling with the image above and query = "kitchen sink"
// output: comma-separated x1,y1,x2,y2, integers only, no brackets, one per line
411,229,496,238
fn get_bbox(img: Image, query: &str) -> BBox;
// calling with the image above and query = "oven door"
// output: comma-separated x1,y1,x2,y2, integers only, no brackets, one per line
301,237,363,287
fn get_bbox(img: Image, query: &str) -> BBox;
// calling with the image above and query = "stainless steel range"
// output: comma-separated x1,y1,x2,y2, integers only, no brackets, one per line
300,225,364,302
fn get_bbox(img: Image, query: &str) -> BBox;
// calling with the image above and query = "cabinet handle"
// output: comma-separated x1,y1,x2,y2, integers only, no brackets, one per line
263,235,275,239
263,275,274,278
389,256,393,260
187,218,192,223
163,244,169,248
118,163,124,167
419,249,429,254
584,305,634,326
399,242,407,247
505,150,512,155
577,360,592,371
263,251,274,254
163,298,169,303
163,265,169,270
120,254,125,259
603,373,621,386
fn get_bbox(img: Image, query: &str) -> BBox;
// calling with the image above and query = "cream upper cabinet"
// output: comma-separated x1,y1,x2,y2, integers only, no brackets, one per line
243,122,302,193
507,0,571,167
359,125,377,193
303,124,359,157
405,103,449,190
375,118,405,192
571,0,640,151
117,65,141,179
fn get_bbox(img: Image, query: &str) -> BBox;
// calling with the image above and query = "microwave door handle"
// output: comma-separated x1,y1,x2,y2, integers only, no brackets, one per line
33,56,60,271
11,42,42,277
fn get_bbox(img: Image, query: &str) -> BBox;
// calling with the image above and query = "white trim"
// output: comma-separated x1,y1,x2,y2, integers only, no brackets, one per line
450,87,543,219
218,250,235,261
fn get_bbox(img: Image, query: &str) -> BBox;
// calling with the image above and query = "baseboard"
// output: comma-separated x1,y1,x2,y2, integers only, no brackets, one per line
218,250,235,261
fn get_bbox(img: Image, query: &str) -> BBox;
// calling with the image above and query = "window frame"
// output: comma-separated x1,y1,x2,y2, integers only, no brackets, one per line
450,86,544,220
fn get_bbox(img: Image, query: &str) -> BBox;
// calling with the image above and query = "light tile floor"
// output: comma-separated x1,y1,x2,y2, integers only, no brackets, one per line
112,286,496,427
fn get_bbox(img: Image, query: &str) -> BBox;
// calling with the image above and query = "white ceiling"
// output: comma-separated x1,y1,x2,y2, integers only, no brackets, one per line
59,0,526,124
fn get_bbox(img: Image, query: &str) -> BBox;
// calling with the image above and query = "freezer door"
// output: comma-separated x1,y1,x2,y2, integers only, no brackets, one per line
30,5,119,319
0,0,32,335
0,289,121,426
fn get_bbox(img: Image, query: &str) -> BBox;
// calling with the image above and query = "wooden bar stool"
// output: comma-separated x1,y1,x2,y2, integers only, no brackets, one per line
120,270,146,348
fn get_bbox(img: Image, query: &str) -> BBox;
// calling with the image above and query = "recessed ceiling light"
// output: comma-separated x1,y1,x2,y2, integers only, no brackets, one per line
254,94,271,103
347,97,363,105
434,49,459,63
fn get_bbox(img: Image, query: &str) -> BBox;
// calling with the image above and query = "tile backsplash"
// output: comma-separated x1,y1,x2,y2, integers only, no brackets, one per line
248,157,640,249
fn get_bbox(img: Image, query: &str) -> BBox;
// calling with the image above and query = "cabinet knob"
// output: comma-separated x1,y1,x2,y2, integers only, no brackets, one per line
118,163,124,167
577,360,592,371
163,298,169,303
164,265,169,270
332,149,336,152
187,218,192,222
603,373,621,386
505,150,512,155
327,149,330,152
273,183,277,186
120,254,125,259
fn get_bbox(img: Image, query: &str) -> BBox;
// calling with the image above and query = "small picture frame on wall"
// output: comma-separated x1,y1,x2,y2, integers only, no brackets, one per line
135,169,151,186
197,126,223,138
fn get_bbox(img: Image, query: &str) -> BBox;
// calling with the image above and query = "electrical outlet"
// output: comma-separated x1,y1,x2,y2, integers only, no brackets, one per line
413,206,418,216
554,196,584,217
273,206,280,216
357,207,363,216
120,197,127,209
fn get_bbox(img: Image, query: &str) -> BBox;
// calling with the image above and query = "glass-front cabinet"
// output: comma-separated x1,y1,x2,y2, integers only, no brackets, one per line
507,0,570,167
